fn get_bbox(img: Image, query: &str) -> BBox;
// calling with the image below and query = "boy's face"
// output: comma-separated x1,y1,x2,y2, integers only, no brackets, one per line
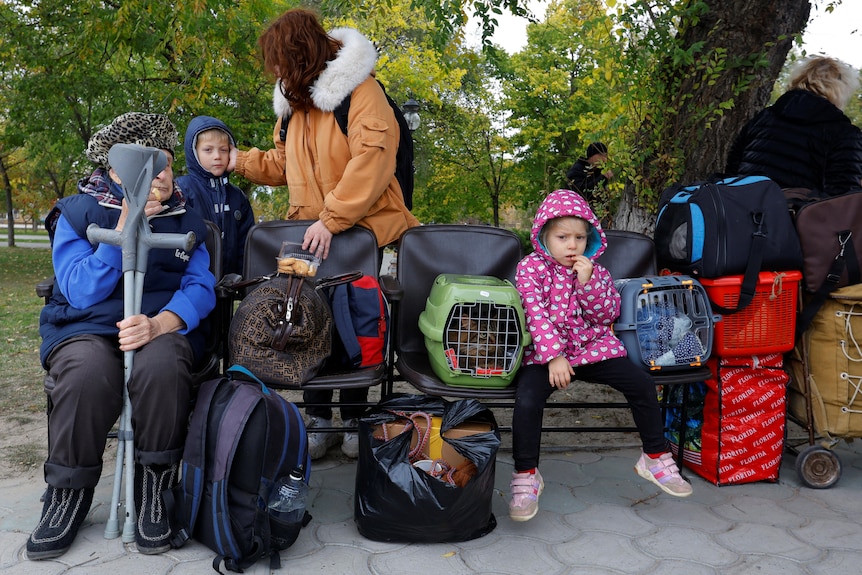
196,136,230,177
544,217,589,267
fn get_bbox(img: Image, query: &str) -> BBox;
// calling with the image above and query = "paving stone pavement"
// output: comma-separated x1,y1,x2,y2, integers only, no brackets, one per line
2,439,862,575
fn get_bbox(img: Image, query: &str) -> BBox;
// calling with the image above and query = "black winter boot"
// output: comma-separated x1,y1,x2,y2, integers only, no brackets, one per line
135,463,179,555
26,485,94,560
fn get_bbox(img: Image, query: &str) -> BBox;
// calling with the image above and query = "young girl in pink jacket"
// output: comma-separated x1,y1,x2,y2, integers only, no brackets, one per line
509,189,692,522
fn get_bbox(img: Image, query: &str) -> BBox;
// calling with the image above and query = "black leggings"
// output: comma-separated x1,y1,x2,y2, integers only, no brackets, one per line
512,358,667,471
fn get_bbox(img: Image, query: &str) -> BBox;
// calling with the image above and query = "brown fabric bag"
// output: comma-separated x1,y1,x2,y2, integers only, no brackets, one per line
789,284,862,439
229,274,332,387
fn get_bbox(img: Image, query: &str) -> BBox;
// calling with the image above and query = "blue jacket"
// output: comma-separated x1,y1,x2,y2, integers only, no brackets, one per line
39,186,215,368
176,116,255,276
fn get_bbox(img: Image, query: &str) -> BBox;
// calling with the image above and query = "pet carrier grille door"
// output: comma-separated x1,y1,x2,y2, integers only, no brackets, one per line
614,276,716,371
444,301,521,375
419,274,530,388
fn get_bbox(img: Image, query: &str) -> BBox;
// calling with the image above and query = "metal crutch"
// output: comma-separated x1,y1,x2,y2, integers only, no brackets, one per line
86,143,196,542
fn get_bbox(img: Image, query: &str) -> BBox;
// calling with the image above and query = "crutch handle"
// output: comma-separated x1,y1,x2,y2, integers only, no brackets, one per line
145,230,197,254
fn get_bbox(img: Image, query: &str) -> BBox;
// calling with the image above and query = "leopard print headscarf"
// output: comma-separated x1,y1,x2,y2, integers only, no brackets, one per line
86,112,178,168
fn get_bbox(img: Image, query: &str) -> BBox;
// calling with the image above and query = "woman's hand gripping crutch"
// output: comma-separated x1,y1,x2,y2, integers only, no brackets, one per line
86,143,196,542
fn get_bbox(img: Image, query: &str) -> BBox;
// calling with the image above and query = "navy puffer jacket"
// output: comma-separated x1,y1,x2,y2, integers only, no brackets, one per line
725,89,862,197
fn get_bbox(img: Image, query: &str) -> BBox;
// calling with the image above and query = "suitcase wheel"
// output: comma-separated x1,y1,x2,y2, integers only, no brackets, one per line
795,444,842,489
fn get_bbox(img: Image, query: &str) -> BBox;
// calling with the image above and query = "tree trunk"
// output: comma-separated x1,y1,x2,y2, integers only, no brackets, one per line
1,156,14,248
674,0,811,183
615,0,811,234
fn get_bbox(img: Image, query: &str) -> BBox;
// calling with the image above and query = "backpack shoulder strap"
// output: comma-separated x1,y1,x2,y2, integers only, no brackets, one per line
333,95,350,135
208,380,265,565
279,94,350,143
260,384,309,482
172,375,226,546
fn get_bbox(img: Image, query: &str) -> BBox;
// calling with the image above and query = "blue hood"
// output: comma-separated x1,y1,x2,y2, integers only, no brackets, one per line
182,115,236,181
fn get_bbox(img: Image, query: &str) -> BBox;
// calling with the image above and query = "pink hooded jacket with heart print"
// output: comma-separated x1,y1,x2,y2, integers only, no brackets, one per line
516,189,628,367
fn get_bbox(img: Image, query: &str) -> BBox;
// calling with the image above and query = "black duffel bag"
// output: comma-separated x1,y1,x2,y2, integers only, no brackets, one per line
654,175,803,314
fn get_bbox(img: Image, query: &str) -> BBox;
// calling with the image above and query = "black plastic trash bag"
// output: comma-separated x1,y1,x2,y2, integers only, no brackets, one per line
354,394,500,542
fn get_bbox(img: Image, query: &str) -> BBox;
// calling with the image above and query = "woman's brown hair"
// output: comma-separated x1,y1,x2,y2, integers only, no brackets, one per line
257,8,343,110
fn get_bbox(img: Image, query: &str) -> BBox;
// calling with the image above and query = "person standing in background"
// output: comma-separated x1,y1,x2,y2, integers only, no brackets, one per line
566,142,613,204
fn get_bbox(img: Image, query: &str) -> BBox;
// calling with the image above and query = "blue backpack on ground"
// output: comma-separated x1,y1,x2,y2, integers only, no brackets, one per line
170,365,311,572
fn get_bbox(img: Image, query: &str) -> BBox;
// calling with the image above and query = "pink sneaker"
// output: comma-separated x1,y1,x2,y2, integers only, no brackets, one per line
635,452,693,497
509,469,544,522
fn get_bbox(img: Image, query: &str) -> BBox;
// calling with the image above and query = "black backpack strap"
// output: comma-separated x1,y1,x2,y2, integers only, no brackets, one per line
172,375,226,547
707,211,766,315
278,114,289,142
257,375,310,490
208,378,265,566
796,230,857,339
333,94,350,135
279,96,350,142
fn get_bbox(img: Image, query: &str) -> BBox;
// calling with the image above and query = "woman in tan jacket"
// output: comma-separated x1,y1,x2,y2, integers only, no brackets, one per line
229,8,419,460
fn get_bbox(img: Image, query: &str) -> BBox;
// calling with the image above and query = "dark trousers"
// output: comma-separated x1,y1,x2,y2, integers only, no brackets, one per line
44,333,193,489
512,358,667,471
304,387,369,421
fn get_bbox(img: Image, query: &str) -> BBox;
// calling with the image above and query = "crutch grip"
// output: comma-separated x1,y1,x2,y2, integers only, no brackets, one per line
86,224,122,247
146,230,196,253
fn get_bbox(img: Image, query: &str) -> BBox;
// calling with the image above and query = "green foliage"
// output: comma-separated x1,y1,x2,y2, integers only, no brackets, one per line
0,0,841,236
501,0,617,219
0,247,53,415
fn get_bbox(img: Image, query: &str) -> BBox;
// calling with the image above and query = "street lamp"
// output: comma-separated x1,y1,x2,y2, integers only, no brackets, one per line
402,98,420,132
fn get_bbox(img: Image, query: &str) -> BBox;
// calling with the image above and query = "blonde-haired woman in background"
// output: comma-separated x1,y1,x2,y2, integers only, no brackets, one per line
726,55,862,198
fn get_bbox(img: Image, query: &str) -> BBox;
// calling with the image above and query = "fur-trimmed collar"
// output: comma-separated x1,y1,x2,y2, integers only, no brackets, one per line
272,27,379,118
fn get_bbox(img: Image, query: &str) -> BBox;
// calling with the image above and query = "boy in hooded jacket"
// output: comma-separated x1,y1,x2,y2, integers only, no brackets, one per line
177,116,255,276
509,189,692,522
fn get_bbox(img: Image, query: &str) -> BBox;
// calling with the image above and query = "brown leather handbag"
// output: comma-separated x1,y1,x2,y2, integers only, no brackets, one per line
228,273,335,387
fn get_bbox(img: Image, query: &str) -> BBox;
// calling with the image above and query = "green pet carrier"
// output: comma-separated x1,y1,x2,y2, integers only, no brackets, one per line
418,274,530,388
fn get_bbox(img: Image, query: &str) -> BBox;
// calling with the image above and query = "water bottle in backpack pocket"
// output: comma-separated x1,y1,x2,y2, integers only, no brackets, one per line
267,467,309,550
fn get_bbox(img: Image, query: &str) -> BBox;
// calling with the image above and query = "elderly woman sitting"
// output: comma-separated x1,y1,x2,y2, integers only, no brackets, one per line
28,112,216,560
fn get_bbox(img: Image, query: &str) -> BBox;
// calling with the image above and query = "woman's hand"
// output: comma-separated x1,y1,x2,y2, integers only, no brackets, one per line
302,220,333,260
114,195,167,232
548,355,574,390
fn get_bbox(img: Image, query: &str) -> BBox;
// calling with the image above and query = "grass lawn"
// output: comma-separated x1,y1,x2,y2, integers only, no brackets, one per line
0,247,53,417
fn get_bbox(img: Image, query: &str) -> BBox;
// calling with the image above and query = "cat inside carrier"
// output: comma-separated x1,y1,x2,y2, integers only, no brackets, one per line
419,274,530,388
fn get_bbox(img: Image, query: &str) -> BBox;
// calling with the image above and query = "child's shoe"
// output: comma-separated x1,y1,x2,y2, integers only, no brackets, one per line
634,452,693,497
509,469,544,522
